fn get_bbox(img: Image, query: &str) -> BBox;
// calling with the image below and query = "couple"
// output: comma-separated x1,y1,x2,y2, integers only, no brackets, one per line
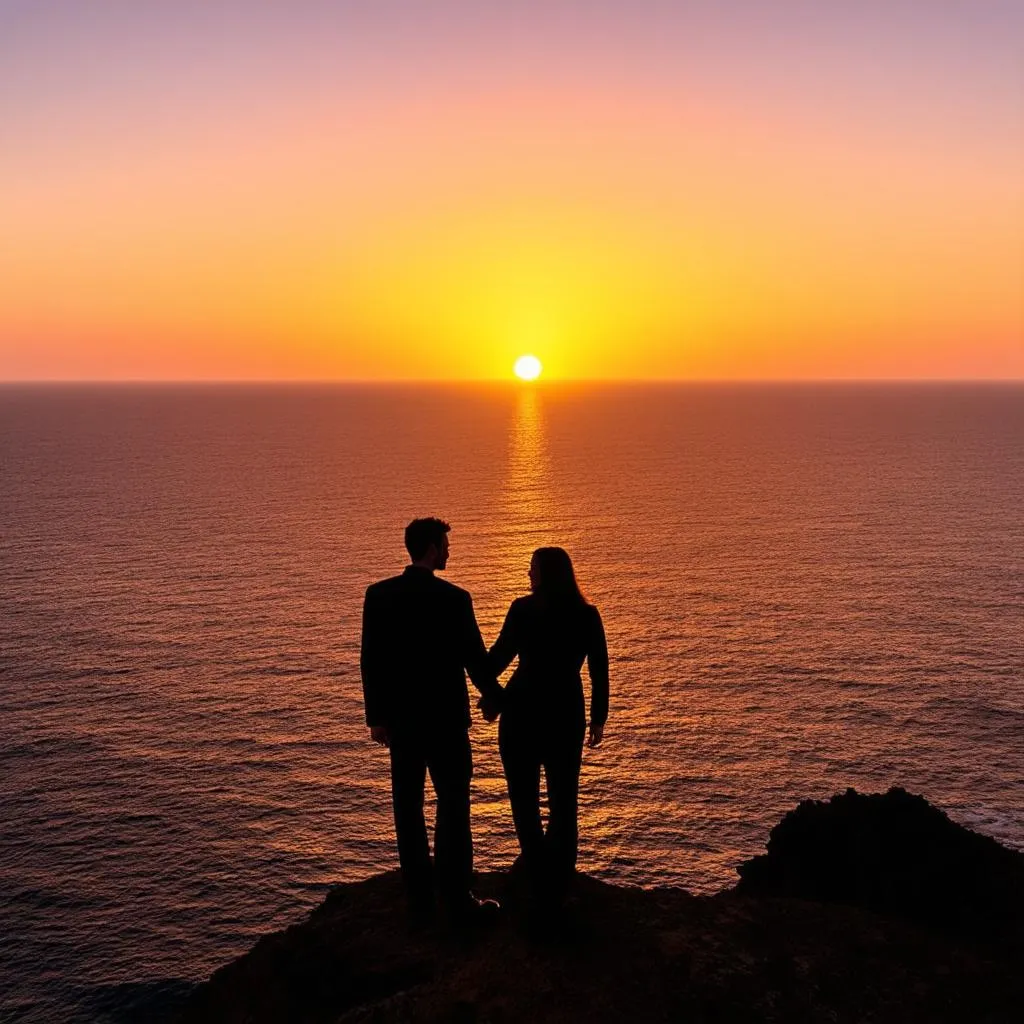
360,516,609,925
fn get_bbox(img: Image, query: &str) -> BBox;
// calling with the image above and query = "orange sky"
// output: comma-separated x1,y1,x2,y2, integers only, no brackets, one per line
1,2,1021,380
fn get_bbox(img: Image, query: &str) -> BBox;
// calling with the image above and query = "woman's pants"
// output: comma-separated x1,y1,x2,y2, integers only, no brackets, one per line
499,714,586,900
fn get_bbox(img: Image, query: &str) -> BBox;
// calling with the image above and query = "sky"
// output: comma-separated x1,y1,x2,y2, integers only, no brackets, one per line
1,0,1022,380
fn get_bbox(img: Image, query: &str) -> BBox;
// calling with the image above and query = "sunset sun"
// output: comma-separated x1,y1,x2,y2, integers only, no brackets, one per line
514,354,542,381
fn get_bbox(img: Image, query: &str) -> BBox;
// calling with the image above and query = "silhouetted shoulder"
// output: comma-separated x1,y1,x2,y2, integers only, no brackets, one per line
500,595,535,627
430,575,471,600
366,575,400,597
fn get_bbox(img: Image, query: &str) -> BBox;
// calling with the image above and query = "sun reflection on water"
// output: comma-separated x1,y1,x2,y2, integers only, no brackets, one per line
477,387,619,869
501,387,554,564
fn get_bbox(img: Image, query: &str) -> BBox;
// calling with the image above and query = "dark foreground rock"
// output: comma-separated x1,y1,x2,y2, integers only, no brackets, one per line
737,787,1024,948
178,790,1024,1023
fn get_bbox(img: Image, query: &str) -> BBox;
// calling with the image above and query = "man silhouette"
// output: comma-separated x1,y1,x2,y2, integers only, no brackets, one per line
360,517,503,924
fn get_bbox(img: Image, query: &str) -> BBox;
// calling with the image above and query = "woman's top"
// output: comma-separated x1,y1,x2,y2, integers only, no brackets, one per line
488,594,609,727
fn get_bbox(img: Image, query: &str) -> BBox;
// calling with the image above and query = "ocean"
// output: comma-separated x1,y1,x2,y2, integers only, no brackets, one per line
2,382,1022,1022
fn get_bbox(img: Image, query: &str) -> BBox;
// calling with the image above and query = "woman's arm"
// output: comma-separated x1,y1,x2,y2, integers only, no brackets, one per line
587,606,609,745
488,600,520,676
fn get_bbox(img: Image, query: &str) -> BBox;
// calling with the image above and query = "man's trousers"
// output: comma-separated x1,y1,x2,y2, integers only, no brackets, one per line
388,727,473,908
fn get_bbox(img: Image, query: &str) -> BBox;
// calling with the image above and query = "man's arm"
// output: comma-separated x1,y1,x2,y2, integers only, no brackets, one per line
461,593,503,716
360,586,390,740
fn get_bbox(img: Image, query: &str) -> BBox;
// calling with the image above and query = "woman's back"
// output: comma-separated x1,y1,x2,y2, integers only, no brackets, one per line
491,549,609,901
490,594,608,723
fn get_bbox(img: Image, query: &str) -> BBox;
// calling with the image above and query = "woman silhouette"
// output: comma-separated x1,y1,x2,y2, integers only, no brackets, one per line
489,547,609,907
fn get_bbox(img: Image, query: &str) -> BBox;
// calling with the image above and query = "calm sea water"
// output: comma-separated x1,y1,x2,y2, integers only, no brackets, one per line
2,383,1023,1022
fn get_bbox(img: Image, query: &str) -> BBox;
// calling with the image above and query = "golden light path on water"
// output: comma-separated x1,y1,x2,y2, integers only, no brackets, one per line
472,387,555,831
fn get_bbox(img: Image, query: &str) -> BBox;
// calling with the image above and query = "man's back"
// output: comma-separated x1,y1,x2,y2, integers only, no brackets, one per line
360,517,502,922
361,565,487,732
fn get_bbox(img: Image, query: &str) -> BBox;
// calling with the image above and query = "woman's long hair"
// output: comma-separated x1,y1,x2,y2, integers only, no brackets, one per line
531,546,589,608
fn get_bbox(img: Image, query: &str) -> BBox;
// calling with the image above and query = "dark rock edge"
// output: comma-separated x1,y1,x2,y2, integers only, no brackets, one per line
178,788,1024,1023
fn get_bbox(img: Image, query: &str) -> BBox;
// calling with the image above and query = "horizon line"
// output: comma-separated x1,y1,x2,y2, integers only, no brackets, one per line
1,376,1023,386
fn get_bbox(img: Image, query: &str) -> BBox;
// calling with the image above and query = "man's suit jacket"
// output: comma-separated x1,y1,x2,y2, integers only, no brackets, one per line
360,566,501,732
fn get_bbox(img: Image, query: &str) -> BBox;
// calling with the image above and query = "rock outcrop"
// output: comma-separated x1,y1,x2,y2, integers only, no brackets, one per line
736,786,1024,947
177,789,1024,1023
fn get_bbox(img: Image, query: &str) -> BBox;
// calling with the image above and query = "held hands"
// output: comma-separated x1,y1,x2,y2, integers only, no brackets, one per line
477,690,503,723
588,722,604,748
369,725,390,748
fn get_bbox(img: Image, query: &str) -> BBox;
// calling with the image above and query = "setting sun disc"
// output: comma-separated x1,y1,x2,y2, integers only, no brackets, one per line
514,354,542,381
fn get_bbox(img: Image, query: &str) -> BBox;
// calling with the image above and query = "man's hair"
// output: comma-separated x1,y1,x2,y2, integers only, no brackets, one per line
405,517,451,560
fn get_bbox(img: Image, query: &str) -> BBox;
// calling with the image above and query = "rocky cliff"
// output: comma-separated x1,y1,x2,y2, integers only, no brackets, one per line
178,789,1024,1023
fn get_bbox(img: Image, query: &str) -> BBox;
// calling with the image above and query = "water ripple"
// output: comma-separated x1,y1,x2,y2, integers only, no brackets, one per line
1,383,1023,1021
